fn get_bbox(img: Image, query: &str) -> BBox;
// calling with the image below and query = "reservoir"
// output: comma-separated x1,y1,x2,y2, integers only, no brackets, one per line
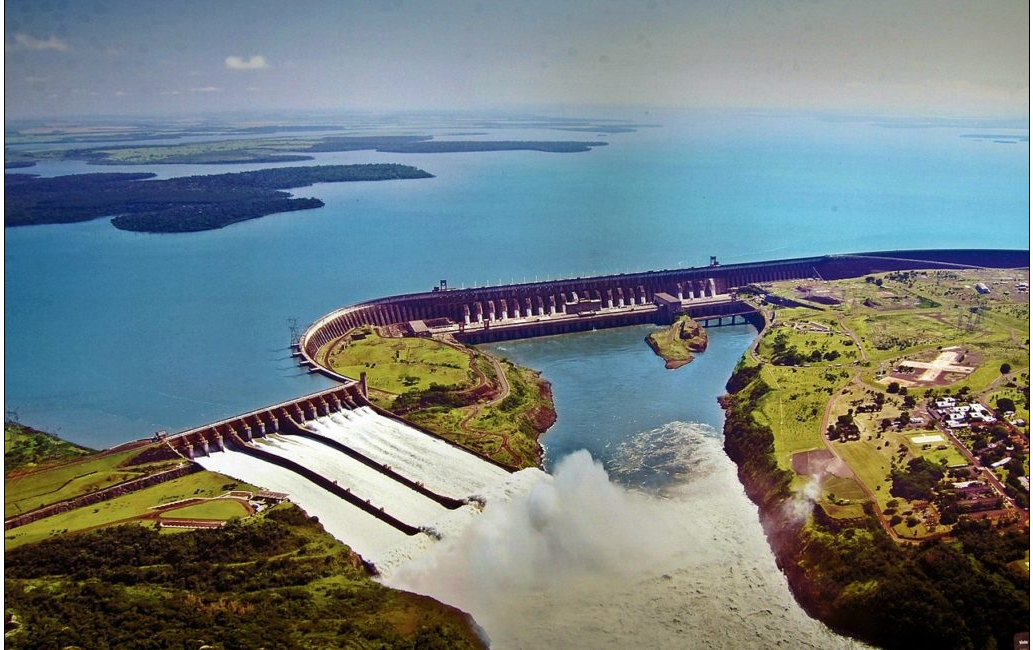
388,324,863,648
4,110,1028,447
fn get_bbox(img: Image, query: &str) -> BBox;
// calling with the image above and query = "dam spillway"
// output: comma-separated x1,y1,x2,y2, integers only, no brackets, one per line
181,385,532,569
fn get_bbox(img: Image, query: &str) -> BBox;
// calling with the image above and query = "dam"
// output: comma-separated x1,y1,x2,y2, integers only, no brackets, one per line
168,248,1027,568
298,248,1029,381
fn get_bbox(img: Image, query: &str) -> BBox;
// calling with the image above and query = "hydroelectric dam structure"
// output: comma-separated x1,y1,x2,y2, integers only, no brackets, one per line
158,248,1026,564
297,248,1029,382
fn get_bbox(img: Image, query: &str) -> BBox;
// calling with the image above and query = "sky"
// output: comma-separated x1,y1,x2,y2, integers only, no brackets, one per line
4,0,1030,119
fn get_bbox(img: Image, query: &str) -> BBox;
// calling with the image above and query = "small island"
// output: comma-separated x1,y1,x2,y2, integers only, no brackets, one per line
646,315,709,369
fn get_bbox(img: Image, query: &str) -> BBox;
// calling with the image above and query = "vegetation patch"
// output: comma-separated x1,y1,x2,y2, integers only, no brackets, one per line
4,471,256,550
4,505,484,649
158,499,250,521
4,445,174,519
4,422,93,473
328,327,473,394
645,315,708,369
325,327,554,469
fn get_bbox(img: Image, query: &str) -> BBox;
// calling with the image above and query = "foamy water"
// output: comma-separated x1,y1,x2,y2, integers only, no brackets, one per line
195,444,409,553
311,407,511,498
193,408,543,571
386,422,866,649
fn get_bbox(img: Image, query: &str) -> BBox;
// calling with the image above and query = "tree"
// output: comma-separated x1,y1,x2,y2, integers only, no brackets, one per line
1000,363,1012,375
996,397,1016,413
887,382,900,394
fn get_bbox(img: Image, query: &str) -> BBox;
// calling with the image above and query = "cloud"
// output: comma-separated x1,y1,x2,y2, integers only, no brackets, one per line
160,90,182,96
190,86,221,93
225,55,269,70
114,90,127,96
6,33,69,52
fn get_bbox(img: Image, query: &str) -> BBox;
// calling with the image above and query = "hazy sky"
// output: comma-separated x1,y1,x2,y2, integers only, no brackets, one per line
4,0,1029,119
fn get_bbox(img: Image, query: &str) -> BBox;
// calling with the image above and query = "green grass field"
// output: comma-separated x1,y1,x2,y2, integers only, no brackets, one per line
4,449,155,518
328,329,474,394
159,498,250,520
4,471,255,550
4,423,93,473
754,364,844,469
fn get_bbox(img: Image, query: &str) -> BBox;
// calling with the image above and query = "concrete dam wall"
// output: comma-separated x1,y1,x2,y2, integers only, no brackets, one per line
299,248,1029,379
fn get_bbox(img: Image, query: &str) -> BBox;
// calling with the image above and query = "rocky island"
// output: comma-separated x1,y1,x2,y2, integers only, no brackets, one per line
646,315,709,369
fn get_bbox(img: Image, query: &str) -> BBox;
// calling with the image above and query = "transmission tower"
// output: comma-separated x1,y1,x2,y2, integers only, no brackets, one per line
288,318,301,348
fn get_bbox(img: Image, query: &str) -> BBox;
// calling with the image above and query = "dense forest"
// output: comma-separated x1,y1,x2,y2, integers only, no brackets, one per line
4,164,433,233
721,363,1030,650
4,505,484,649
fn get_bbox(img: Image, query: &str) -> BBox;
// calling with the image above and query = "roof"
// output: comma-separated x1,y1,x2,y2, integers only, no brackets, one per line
653,292,680,306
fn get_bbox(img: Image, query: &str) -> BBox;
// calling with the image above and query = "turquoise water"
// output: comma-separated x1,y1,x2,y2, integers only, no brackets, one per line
4,110,1028,446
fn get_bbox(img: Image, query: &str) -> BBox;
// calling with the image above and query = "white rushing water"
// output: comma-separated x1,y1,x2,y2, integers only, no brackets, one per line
193,407,543,572
311,407,511,498
252,434,448,524
386,422,867,649
195,445,409,554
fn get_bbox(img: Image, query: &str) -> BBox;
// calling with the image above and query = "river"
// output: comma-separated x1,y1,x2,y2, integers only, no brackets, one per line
386,325,865,648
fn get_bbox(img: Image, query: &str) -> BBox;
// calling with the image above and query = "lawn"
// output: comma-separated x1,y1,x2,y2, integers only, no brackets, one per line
4,449,154,518
4,471,255,550
755,364,845,469
835,439,892,506
327,328,474,394
819,475,868,519
159,498,250,520
4,423,93,472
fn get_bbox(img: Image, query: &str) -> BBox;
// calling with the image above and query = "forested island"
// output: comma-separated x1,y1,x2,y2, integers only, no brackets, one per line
4,164,433,233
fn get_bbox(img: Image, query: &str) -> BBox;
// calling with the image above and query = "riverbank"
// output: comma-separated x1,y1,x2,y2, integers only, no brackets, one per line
721,269,1030,649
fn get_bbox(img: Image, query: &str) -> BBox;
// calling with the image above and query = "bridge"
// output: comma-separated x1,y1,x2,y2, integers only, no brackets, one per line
297,248,1029,381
